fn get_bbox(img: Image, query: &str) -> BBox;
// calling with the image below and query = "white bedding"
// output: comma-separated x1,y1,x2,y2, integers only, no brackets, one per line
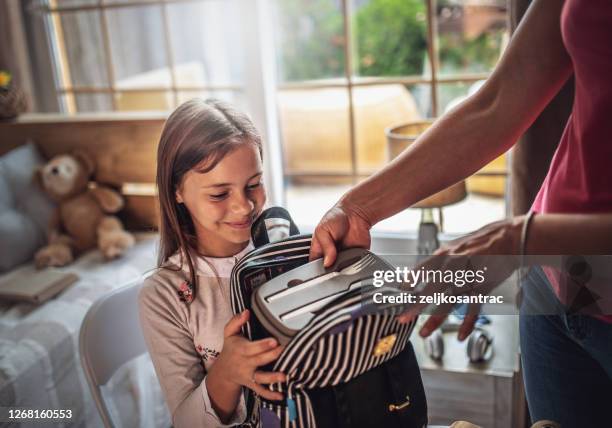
0,233,171,428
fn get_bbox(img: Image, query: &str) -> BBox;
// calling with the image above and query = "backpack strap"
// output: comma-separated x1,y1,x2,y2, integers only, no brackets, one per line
251,206,300,248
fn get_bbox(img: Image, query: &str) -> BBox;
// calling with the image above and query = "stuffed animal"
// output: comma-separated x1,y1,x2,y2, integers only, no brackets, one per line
34,151,135,268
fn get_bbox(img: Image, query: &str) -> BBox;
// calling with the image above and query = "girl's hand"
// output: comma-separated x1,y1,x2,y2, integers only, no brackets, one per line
398,216,525,340
210,310,286,401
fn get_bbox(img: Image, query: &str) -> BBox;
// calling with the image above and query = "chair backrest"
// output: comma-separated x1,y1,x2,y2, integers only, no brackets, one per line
79,277,147,428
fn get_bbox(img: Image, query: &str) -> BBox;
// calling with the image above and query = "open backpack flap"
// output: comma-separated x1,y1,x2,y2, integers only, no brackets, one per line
230,208,426,428
231,234,313,342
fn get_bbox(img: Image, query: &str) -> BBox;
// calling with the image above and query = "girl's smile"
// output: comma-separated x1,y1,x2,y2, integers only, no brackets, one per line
225,218,254,229
175,144,266,257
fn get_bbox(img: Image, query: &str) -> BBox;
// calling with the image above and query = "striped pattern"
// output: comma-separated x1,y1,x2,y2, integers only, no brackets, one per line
231,235,312,340
230,235,416,428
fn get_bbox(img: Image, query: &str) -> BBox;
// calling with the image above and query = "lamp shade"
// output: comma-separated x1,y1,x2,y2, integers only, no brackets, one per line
385,120,467,208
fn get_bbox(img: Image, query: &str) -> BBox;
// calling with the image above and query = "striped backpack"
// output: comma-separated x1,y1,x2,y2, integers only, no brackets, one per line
230,208,427,428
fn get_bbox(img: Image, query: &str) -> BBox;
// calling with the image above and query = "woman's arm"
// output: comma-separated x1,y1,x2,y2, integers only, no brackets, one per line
343,0,572,225
527,213,612,255
397,211,612,337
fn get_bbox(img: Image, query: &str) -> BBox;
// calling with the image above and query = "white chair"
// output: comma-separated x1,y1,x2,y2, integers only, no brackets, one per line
79,277,148,428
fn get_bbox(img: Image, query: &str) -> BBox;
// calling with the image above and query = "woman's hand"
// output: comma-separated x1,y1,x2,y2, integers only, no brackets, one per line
309,200,373,267
398,215,526,340
208,310,286,401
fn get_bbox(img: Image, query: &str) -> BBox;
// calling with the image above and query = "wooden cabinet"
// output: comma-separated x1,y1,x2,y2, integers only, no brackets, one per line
413,314,527,428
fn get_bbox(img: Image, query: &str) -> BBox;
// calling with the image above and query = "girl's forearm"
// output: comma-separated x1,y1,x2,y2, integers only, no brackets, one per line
205,366,242,423
527,213,612,255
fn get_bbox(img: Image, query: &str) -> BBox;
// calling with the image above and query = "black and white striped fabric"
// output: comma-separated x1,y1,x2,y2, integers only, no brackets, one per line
230,235,417,428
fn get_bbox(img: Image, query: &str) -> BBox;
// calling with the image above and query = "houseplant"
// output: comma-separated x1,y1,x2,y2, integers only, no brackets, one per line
0,70,27,120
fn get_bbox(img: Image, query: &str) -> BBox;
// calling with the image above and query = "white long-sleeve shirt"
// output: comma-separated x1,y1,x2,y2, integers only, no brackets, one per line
138,244,254,427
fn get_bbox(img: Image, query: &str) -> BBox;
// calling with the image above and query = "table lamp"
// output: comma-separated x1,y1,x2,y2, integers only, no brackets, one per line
385,120,467,255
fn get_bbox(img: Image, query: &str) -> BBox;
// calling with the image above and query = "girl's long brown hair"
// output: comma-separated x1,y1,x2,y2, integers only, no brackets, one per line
156,98,262,299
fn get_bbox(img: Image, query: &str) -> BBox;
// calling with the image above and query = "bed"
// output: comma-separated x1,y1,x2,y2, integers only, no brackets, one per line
0,114,170,427
0,234,170,427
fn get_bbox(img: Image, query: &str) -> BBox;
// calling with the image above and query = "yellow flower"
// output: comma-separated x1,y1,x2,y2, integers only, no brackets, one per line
0,71,12,88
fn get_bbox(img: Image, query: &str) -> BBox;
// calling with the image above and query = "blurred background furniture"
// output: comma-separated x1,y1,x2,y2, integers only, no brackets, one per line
386,120,467,254
381,253,525,427
278,84,422,178
114,72,425,180
0,114,164,230
414,313,526,428
0,116,169,427
0,232,169,428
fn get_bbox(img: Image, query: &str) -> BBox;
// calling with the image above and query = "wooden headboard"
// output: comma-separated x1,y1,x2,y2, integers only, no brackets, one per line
0,113,167,230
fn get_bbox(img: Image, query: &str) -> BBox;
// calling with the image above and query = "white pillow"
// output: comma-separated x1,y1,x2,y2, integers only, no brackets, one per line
0,143,55,271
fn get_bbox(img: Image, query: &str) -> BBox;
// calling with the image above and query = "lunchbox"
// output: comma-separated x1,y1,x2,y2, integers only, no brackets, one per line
251,247,397,345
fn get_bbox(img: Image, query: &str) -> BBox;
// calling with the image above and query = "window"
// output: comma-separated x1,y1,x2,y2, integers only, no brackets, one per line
37,0,510,236
45,0,247,112
271,0,510,235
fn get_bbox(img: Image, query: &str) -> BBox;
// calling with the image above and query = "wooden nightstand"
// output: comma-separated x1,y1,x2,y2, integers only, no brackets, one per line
413,313,528,428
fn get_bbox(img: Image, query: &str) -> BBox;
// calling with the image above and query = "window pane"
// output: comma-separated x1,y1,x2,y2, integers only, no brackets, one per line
55,0,98,6
106,5,171,89
374,193,506,234
374,80,507,235
437,80,475,114
177,91,247,113
286,181,352,230
278,87,352,176
440,193,505,232
72,93,113,112
270,0,346,82
353,84,429,175
436,0,509,76
167,1,244,87
352,0,428,78
102,0,155,4
115,90,173,111
56,11,109,87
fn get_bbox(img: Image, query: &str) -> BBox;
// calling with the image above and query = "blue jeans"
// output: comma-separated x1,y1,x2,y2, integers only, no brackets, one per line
520,266,612,427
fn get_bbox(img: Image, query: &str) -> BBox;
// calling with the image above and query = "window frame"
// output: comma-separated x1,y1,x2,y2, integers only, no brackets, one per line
40,0,511,222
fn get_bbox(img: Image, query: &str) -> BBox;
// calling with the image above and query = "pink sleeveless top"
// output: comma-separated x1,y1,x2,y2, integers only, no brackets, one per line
531,0,612,322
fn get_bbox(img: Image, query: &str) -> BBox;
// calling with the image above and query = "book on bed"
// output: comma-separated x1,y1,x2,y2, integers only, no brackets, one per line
0,269,79,304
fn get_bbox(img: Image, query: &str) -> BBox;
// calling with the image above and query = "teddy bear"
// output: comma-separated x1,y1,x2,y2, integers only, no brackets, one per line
34,151,135,268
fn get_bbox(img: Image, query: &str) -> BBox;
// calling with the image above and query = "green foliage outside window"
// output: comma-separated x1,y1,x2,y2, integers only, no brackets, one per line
275,0,505,82
276,0,427,81
354,0,427,77
437,0,506,75
275,0,346,81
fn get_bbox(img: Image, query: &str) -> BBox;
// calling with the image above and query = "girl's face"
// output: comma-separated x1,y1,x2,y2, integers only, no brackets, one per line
176,144,266,257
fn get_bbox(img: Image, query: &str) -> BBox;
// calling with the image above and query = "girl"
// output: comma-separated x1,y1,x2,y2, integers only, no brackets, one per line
139,98,286,427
